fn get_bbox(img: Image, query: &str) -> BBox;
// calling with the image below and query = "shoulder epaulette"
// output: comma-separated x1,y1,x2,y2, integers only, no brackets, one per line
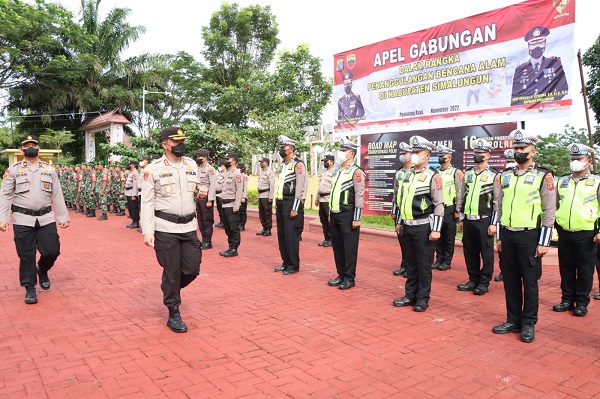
536,165,554,175
428,166,439,174
489,167,501,174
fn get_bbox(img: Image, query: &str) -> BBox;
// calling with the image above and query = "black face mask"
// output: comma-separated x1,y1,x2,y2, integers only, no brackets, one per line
323,161,330,168
22,147,39,158
196,157,204,165
223,161,232,168
473,154,485,164
514,151,530,164
529,47,544,59
344,85,352,94
279,149,288,158
437,156,448,164
170,143,186,157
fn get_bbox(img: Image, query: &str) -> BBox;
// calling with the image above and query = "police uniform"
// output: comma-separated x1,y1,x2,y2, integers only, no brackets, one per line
0,134,70,304
214,162,226,228
337,71,365,123
393,136,444,312
492,129,556,342
511,26,568,106
326,139,365,290
391,142,414,277
141,126,201,333
316,154,335,247
256,157,275,236
195,148,217,249
238,164,249,231
433,145,464,271
457,139,500,295
553,143,600,316
274,135,308,275
216,153,243,257
125,160,141,229
494,149,517,282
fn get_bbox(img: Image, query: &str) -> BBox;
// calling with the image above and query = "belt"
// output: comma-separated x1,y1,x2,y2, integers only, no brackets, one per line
221,199,235,204
154,210,195,224
11,205,52,217
258,188,269,193
125,186,133,190
504,227,536,232
318,192,330,196
465,215,490,221
216,190,222,194
403,218,429,226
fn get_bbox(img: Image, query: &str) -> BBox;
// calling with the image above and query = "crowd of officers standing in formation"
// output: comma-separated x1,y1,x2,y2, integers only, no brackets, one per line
2,127,600,342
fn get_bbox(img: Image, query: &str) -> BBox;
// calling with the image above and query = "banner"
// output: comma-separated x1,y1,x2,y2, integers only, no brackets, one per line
333,0,576,135
360,123,517,215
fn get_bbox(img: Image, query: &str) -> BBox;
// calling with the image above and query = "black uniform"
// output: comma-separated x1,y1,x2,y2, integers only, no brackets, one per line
511,57,568,105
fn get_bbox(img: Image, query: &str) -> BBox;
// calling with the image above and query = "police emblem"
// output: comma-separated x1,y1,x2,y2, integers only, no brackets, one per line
476,139,483,147
586,178,595,186
354,170,362,183
481,174,488,182
165,186,172,193
571,144,580,153
514,130,523,141
466,173,473,183
553,0,570,14
411,136,419,145
502,175,511,187
43,182,50,189
336,55,345,72
346,54,356,70
524,174,536,184
560,178,569,187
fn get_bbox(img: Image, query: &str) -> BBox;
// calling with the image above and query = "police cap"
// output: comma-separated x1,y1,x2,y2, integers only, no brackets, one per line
339,137,358,151
19,134,39,146
524,26,550,44
509,128,541,148
473,138,493,152
224,152,239,161
398,142,412,154
342,71,354,81
410,135,436,152
278,135,296,147
322,154,335,162
196,148,209,157
436,145,455,154
159,126,187,142
567,143,594,159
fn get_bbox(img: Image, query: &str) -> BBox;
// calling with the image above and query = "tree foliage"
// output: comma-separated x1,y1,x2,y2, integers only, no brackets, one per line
535,125,593,176
583,36,600,127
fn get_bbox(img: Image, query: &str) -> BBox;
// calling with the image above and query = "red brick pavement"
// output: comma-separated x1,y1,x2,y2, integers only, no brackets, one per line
1,210,599,398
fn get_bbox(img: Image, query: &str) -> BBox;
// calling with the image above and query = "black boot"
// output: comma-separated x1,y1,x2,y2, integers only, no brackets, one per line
25,287,37,304
116,208,126,216
263,229,272,236
76,206,83,213
166,306,188,333
87,209,96,218
222,247,238,257
201,238,212,249
126,221,140,229
97,212,108,221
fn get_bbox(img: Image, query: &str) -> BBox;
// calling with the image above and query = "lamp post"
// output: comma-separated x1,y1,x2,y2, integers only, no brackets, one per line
142,86,170,136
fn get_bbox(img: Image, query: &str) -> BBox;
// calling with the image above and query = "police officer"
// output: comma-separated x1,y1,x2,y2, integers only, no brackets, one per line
492,129,556,343
432,145,463,271
195,148,217,249
125,160,140,229
238,162,249,231
0,134,70,304
337,71,365,124
326,138,365,290
393,136,444,312
511,26,568,106
217,153,243,257
552,143,600,317
391,142,414,277
495,149,518,282
274,135,308,275
457,139,500,295
256,157,275,236
141,126,201,333
315,154,335,247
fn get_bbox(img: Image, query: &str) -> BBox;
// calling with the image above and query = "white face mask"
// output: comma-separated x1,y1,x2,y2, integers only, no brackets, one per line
337,150,348,163
410,153,421,165
570,159,588,172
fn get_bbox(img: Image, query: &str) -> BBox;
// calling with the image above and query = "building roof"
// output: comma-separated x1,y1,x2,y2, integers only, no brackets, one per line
79,109,130,131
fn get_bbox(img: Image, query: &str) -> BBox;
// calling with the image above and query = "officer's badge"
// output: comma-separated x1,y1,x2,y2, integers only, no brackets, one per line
434,175,443,190
481,174,488,182
586,178,595,186
165,186,172,193
168,177,173,183
164,159,170,166
545,174,555,190
296,164,303,174
43,182,50,190
513,130,523,141
144,171,149,180
571,144,580,154
560,178,569,187
524,174,536,184
466,173,473,183
445,169,452,175
418,173,427,182
236,175,242,183
411,136,419,145
209,167,215,175
17,169,24,173
502,175,511,187
354,171,362,183
2,171,8,179
346,54,356,70
543,68,556,79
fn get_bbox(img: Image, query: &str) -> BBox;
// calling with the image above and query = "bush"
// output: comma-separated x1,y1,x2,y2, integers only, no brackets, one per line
247,188,258,206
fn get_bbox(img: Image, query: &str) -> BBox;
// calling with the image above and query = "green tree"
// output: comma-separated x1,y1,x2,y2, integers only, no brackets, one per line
535,125,592,176
583,36,600,127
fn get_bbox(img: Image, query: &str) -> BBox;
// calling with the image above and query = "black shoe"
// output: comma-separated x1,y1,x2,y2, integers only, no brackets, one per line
431,261,440,270
137,228,142,233
166,307,188,333
552,301,574,312
76,208,83,213
282,269,298,275
256,230,266,236
109,209,118,213
594,293,600,300
413,300,429,312
222,249,238,257
492,322,521,334
116,211,125,216
126,222,140,229
573,305,588,317
298,234,302,241
274,266,286,272
318,239,327,246
37,267,50,290
322,240,332,247
97,213,108,221
263,230,272,236
494,274,503,282
457,281,477,291
328,277,343,286
393,268,403,276
473,284,489,296
219,249,232,256
201,241,212,250
437,264,451,271
25,287,37,304
520,323,535,343
86,211,96,218
392,297,415,307
240,226,245,231
214,222,223,228
339,281,355,290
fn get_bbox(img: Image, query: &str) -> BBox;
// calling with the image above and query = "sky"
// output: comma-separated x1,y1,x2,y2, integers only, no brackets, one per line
55,0,598,136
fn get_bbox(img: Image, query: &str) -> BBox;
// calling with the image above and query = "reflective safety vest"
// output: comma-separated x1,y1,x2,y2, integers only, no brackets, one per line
329,165,359,212
500,168,546,228
555,174,600,231
463,167,498,216
439,166,458,206
400,167,437,220
394,168,412,207
275,160,298,200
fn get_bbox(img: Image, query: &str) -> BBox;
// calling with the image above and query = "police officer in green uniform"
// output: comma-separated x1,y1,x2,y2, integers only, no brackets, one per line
0,135,70,304
274,135,308,275
492,129,556,343
457,139,500,295
432,145,464,271
326,138,365,290
315,154,335,247
494,149,518,283
391,142,414,277
552,143,600,317
393,136,444,312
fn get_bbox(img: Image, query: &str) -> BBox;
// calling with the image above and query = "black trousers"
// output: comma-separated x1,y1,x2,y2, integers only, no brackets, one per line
434,205,456,266
500,228,542,325
126,196,140,222
396,232,408,269
318,201,331,240
195,198,214,240
13,221,61,288
153,230,201,308
215,197,224,223
222,207,241,249
462,218,494,287
557,227,596,306
258,198,273,230
400,223,434,302
596,246,600,290
276,199,304,271
330,211,360,282
239,199,248,228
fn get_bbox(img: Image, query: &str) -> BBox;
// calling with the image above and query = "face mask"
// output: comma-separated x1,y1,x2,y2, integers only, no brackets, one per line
337,150,348,163
344,85,352,94
223,161,232,168
570,159,587,172
196,158,203,165
473,154,485,164
514,151,530,164
170,143,186,157
323,161,330,168
22,147,39,158
279,149,288,158
410,153,421,165
437,156,447,164
529,47,544,59
399,154,410,163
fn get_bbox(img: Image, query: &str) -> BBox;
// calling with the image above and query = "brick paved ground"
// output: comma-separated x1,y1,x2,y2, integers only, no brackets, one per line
1,209,600,399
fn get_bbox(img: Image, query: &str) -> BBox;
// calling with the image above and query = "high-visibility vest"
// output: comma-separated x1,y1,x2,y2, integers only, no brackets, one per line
394,168,411,207
275,160,297,200
555,174,600,231
500,168,546,228
400,167,437,220
439,166,457,206
463,167,498,216
329,165,359,212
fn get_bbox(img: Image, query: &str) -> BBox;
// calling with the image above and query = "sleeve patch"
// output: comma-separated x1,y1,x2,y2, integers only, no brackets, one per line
236,175,242,183
456,170,464,181
434,175,443,190
2,171,8,179
144,171,150,180
296,164,303,174
354,171,362,183
545,174,555,191
495,174,501,188
209,167,215,175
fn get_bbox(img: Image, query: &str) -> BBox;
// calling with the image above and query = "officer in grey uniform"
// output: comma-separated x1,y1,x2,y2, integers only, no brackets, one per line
256,157,275,236
0,134,70,304
141,126,201,333
216,153,243,257
195,148,217,249
125,160,140,229
315,154,335,247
